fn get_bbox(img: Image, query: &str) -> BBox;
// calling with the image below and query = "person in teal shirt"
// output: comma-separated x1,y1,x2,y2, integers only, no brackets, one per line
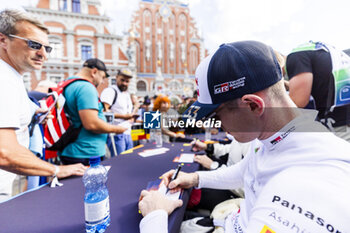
58,58,126,165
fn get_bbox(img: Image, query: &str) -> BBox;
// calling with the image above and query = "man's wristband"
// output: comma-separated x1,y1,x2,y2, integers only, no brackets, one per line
210,161,219,170
53,165,60,177
205,143,214,155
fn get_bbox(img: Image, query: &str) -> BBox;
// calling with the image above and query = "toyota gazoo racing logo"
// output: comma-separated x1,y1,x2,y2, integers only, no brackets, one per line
270,126,296,145
214,77,246,95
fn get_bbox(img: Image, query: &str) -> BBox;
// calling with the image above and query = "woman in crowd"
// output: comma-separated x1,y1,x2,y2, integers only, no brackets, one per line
153,95,185,142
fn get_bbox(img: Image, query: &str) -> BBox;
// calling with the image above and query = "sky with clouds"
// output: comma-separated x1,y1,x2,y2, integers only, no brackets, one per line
2,0,350,55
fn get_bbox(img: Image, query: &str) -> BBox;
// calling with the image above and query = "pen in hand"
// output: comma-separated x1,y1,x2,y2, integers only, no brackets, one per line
165,164,183,194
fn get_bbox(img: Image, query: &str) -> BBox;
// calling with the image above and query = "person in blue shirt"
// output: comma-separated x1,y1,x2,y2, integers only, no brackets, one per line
58,58,126,165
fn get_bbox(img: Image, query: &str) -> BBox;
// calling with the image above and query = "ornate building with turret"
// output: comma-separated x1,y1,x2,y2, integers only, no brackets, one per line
24,0,132,94
128,0,207,100
23,0,206,99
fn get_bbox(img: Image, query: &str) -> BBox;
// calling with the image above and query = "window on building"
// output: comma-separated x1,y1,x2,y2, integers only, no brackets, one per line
135,41,141,72
72,0,80,13
137,80,147,92
189,45,199,74
58,0,67,11
49,41,63,59
81,45,92,61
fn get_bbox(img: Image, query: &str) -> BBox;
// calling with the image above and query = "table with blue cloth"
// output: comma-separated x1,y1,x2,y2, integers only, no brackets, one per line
0,140,202,233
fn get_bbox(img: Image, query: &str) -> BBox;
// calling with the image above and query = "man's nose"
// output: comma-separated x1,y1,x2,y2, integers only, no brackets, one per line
37,46,48,60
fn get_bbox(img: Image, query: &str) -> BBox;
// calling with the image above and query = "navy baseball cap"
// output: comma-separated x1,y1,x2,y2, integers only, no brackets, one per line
183,41,282,120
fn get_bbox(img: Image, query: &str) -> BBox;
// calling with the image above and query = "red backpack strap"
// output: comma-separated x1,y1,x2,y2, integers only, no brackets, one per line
59,78,93,92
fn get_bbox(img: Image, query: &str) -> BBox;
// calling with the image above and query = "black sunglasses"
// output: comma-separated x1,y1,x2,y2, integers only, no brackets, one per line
9,34,52,53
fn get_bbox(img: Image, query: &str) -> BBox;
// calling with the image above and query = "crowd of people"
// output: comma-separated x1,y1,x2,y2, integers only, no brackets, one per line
1,8,350,233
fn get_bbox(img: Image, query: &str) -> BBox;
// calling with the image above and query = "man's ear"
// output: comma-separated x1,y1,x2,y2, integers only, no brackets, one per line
0,33,8,50
241,94,265,116
91,67,98,77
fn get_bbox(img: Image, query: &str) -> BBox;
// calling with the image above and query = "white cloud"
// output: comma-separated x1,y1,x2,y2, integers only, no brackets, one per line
0,0,31,10
101,0,139,34
188,0,306,53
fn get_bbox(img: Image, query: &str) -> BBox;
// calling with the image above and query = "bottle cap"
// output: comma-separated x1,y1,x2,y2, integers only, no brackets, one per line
89,156,101,166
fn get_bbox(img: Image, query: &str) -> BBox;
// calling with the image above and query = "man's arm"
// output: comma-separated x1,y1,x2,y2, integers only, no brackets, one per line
161,127,185,138
196,162,245,190
139,209,168,233
213,140,250,165
194,155,215,169
102,102,134,120
213,142,233,156
0,128,85,177
288,72,313,108
161,154,248,191
79,109,127,134
138,163,246,232
139,191,183,233
191,140,208,152
114,112,134,120
138,163,247,232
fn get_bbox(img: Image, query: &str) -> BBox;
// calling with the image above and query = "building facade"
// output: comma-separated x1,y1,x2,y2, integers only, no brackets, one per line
128,0,207,99
24,0,131,94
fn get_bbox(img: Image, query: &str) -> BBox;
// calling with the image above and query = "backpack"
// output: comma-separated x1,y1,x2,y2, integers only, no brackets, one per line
109,86,118,109
39,78,89,157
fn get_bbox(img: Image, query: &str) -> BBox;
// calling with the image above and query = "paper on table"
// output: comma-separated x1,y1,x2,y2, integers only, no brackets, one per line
147,179,181,201
159,183,181,201
176,153,194,163
139,147,169,157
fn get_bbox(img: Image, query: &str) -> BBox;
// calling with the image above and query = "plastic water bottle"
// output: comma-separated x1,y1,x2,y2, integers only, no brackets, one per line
83,157,110,233
205,127,211,141
155,128,163,147
149,129,156,143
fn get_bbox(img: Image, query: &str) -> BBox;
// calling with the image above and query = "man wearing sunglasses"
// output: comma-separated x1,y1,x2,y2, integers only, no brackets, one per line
0,9,86,201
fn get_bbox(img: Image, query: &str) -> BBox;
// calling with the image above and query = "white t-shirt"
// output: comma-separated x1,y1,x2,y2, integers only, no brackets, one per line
0,59,32,199
100,85,133,134
140,110,350,233
213,138,251,166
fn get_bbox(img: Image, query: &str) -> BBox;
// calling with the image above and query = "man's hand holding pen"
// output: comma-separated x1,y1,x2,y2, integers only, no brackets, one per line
162,168,199,192
138,190,183,217
138,165,200,217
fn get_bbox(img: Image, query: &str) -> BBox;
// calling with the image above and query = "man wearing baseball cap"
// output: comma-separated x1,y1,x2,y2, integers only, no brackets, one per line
100,68,137,156
138,41,350,232
58,58,126,165
83,58,110,78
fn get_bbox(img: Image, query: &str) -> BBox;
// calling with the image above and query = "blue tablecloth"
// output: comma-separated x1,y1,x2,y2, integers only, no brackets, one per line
0,141,199,233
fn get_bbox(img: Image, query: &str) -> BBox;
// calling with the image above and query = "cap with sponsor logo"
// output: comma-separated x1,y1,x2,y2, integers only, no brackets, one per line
183,40,282,120
118,68,133,78
83,58,109,78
